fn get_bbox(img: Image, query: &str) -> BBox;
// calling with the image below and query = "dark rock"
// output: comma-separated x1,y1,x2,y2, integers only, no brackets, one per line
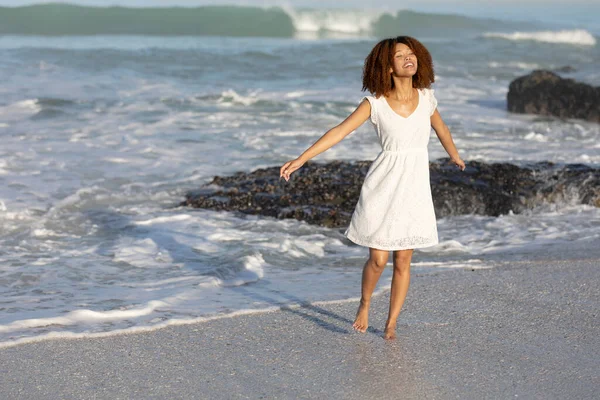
181,159,599,228
507,70,600,123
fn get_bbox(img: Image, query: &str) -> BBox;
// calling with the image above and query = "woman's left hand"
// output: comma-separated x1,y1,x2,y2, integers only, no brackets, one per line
451,157,466,171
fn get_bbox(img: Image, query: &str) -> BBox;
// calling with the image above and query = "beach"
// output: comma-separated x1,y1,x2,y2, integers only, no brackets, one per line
2,242,598,399
0,2,599,398
1,4,599,345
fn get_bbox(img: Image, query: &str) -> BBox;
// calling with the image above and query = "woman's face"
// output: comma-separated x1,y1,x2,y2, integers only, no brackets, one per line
390,43,417,78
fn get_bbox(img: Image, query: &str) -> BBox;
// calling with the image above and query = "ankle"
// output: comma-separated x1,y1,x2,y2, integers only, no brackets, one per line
359,298,371,307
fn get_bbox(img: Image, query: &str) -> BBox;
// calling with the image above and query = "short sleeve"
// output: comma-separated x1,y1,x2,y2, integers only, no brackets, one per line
361,96,377,125
428,88,438,116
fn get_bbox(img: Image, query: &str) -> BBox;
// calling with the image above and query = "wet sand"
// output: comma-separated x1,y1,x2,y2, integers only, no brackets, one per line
1,254,599,399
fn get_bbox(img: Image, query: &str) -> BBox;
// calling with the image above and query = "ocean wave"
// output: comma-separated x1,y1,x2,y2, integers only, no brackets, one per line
0,4,295,37
483,29,597,46
284,7,384,34
487,61,541,70
0,4,509,38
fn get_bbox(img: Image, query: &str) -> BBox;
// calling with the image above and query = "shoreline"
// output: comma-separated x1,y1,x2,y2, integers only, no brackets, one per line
0,294,375,351
1,254,598,399
5,236,596,351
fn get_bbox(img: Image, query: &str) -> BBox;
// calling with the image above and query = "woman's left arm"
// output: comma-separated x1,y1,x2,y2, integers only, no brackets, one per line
431,109,466,171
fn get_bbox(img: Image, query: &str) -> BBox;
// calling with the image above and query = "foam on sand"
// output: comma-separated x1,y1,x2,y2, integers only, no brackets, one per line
0,300,169,334
0,284,396,350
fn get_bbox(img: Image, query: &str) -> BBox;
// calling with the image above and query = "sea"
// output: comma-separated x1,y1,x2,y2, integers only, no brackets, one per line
0,3,598,347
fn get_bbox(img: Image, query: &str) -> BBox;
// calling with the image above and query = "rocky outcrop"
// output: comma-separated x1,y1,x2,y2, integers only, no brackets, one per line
507,70,600,123
181,159,599,228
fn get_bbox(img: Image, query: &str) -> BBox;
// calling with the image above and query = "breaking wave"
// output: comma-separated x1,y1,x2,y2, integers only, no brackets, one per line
0,4,511,38
483,29,597,46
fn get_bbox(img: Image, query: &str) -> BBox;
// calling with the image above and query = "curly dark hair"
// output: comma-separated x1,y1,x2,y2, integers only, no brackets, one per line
362,36,435,97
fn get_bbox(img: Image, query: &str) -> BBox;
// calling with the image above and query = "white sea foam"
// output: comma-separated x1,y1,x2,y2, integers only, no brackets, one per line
524,132,548,142
104,157,130,164
0,307,280,349
134,214,192,226
0,99,42,122
431,205,600,256
0,285,398,350
31,228,66,238
217,89,261,106
285,7,383,34
487,61,541,70
14,99,39,110
0,300,168,333
285,91,305,98
214,253,266,287
0,202,597,347
114,238,175,268
483,29,597,46
412,259,492,270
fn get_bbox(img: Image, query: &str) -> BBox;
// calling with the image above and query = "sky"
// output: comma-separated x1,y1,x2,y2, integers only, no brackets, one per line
0,0,588,7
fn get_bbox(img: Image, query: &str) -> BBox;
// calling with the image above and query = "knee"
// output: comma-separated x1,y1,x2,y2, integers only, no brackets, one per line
368,254,389,271
393,262,410,275
393,252,412,274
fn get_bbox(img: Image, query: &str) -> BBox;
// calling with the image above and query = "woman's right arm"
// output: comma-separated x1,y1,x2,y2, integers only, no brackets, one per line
280,99,371,181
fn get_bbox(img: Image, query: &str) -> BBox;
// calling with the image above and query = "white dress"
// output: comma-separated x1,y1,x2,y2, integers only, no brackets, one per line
344,88,439,251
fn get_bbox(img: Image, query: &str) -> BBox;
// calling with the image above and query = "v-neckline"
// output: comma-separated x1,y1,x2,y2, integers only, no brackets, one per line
382,89,421,119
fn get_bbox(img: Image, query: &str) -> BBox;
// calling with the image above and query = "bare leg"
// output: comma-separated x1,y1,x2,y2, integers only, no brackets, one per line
383,249,414,340
353,247,389,333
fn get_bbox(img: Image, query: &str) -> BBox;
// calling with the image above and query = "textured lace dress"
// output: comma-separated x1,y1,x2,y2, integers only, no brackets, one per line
344,88,439,251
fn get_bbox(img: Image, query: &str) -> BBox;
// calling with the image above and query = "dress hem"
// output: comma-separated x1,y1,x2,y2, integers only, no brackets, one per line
344,231,439,251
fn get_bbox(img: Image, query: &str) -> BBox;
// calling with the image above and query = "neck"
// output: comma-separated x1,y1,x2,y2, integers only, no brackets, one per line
390,77,414,99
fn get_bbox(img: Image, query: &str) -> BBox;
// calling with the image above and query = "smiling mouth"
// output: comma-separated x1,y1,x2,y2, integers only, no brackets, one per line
404,63,415,68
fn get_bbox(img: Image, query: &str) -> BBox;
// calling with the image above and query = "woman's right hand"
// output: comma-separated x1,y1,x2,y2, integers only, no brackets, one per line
280,158,305,181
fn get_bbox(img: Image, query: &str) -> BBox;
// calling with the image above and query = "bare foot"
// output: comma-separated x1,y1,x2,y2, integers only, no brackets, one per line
383,325,397,340
352,299,370,333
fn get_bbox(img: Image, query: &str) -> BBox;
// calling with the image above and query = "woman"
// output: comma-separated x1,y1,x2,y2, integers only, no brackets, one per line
280,36,465,340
